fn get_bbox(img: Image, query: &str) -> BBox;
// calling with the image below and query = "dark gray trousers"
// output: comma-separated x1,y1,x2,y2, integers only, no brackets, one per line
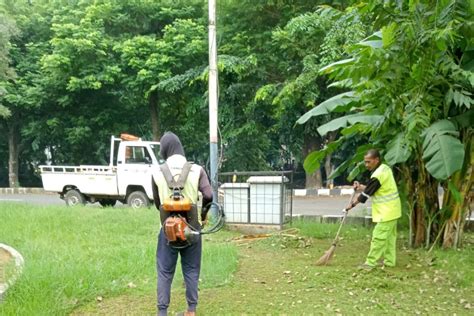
157,229,202,315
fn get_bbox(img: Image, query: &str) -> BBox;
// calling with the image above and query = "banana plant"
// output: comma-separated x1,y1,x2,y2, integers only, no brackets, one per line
297,0,473,248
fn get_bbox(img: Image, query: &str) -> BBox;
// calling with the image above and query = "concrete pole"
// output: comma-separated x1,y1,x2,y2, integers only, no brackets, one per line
208,0,219,205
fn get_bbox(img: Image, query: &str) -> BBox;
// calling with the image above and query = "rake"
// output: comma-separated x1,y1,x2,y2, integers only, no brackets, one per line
315,191,356,266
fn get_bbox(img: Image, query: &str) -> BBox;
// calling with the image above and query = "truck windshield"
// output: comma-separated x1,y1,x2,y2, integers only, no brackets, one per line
150,144,162,163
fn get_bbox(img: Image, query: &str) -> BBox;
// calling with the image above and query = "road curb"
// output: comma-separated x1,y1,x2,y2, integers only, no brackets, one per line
0,244,24,302
291,214,374,226
2,187,352,196
293,188,355,197
0,188,45,194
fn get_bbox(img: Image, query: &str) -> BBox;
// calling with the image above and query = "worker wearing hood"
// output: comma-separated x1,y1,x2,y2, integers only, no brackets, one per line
152,132,213,316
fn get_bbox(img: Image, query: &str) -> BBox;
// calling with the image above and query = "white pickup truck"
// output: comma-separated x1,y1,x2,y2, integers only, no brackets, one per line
39,135,160,208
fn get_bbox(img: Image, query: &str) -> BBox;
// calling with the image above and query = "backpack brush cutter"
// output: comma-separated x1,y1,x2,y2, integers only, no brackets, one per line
160,161,225,248
164,201,225,244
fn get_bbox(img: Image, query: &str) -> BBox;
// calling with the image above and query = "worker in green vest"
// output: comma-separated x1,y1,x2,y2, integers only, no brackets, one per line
345,149,402,270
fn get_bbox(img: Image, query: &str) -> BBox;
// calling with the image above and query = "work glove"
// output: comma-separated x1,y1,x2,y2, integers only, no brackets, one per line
353,181,360,190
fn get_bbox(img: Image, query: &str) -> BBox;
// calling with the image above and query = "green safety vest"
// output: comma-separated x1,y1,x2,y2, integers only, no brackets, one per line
370,163,402,222
153,155,201,226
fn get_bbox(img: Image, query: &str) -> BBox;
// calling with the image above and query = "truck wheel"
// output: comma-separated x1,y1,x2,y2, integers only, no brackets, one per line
99,199,116,207
127,191,150,209
64,189,86,206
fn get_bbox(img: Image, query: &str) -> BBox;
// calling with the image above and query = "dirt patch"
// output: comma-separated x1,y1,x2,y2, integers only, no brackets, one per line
0,248,13,284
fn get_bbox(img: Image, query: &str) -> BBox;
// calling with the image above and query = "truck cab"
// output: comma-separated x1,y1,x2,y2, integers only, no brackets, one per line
115,138,161,207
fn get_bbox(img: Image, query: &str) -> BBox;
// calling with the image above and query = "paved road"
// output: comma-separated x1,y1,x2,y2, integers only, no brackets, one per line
0,193,128,208
0,193,369,216
0,193,62,206
291,196,370,217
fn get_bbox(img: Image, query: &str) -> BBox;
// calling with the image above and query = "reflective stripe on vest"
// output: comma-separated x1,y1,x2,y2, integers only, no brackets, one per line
372,191,400,204
370,164,402,222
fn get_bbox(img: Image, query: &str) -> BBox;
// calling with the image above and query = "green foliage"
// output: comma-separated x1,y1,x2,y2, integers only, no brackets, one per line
303,137,343,174
301,0,472,180
246,3,369,180
317,114,384,137
384,133,411,165
296,91,357,125
0,0,210,171
422,120,464,180
0,12,17,117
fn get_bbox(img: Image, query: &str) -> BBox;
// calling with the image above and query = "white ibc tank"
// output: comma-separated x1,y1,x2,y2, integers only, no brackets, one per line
247,176,289,225
221,183,250,223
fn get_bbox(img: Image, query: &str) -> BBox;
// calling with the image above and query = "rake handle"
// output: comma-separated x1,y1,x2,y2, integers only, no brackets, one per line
331,191,357,245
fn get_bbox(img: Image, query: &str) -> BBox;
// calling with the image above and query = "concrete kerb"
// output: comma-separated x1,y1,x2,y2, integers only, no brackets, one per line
0,187,46,194
1,186,353,196
293,187,355,197
0,244,25,302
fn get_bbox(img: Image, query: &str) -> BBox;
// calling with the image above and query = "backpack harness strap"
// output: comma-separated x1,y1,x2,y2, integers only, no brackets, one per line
160,162,193,189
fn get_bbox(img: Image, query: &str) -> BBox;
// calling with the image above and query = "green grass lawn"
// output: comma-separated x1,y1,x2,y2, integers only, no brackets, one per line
0,203,237,315
1,203,473,315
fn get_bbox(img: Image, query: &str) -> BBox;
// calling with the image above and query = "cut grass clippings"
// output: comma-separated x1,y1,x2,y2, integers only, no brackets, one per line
1,204,473,315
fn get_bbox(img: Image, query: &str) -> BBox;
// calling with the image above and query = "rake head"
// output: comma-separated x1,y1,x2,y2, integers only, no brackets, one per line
315,244,337,266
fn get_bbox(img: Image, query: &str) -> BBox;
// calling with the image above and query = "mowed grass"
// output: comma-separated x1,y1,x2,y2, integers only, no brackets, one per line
1,203,473,315
75,220,474,315
0,203,238,315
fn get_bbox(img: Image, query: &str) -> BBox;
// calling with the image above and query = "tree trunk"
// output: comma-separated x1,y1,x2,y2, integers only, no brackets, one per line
323,132,337,187
303,133,322,189
412,192,426,247
442,131,473,248
399,164,415,247
149,90,160,141
413,155,428,247
412,152,439,248
306,168,322,189
8,121,20,188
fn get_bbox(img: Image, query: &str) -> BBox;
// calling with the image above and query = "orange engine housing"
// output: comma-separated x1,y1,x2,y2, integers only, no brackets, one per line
162,196,192,212
164,217,188,242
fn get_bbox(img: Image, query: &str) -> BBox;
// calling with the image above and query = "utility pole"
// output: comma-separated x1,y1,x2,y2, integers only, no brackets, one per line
208,0,219,205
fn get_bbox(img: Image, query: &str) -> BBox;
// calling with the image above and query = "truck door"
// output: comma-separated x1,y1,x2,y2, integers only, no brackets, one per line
117,145,154,197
